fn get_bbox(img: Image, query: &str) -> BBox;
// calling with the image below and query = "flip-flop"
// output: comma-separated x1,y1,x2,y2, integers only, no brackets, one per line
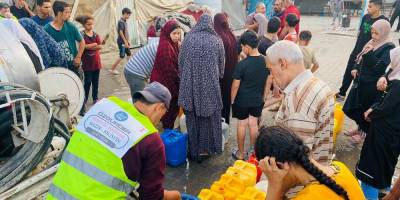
231,148,244,160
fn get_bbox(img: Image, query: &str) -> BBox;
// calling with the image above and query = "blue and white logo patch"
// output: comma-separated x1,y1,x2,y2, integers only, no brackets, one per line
114,111,128,121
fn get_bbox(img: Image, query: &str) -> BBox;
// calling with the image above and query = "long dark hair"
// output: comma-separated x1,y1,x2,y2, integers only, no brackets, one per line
255,126,349,200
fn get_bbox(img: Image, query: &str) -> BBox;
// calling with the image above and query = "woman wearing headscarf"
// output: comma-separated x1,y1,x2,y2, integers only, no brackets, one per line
150,20,182,129
178,14,225,162
356,47,400,200
214,13,238,124
343,19,395,143
254,13,269,36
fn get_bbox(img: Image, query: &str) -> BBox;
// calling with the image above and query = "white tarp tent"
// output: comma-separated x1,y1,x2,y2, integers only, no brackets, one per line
194,0,246,30
89,0,191,49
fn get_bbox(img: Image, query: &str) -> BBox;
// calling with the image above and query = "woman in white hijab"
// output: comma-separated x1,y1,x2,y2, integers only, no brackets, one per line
356,46,400,200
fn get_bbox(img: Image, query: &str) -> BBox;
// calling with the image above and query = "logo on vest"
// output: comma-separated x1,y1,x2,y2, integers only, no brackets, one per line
84,114,130,149
114,111,128,121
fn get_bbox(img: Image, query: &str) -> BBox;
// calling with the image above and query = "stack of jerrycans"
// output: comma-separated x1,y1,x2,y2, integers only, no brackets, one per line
198,160,266,200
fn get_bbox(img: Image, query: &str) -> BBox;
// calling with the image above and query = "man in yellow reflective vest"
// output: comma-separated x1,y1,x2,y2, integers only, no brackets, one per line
47,82,181,200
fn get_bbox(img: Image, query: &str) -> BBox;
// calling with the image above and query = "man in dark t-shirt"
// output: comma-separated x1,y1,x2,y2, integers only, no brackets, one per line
10,0,34,19
336,0,387,99
231,31,269,160
31,0,53,26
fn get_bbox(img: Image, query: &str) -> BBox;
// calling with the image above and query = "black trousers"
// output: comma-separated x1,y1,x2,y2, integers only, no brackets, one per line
339,51,358,96
390,9,400,31
83,70,100,103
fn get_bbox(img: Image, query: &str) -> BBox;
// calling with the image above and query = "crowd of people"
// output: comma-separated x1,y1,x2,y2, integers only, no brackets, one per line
2,0,400,199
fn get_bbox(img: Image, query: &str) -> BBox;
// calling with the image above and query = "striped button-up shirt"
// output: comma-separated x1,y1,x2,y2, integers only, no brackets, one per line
276,70,335,166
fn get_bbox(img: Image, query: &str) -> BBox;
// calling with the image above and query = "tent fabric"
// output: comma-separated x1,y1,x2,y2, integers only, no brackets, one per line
222,0,246,30
1,18,44,70
194,0,246,30
135,0,192,44
92,0,118,50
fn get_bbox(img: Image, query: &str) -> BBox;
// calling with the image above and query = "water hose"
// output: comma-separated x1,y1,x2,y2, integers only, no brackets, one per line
0,83,70,193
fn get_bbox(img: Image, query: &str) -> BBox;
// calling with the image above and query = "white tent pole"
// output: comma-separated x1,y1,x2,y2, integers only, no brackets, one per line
70,0,80,20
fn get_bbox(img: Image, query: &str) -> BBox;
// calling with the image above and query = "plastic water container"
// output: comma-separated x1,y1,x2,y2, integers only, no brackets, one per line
237,187,267,200
221,118,229,144
333,103,344,144
198,189,224,200
160,129,187,167
227,160,257,187
218,174,246,200
182,193,199,200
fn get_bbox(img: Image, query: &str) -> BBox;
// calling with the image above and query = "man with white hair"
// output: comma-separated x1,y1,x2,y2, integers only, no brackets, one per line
245,2,266,31
279,0,300,39
265,41,334,166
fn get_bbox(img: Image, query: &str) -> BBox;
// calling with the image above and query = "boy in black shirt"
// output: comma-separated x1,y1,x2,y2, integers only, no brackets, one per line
336,0,387,100
231,31,269,160
258,16,281,56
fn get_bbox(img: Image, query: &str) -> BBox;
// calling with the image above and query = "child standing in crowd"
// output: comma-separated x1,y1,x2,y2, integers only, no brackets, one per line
258,16,281,55
283,13,299,43
31,0,53,26
10,0,34,19
0,2,16,19
109,7,132,75
299,30,319,73
76,15,102,108
231,31,269,160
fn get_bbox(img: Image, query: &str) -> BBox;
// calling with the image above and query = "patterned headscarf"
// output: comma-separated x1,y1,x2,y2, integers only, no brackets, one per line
19,18,68,68
190,14,216,35
178,14,225,117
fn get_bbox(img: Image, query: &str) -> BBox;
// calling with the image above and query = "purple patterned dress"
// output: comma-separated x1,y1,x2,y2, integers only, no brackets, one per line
178,14,225,160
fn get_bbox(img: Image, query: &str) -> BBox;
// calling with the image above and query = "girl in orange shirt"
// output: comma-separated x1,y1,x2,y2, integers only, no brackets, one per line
255,126,365,200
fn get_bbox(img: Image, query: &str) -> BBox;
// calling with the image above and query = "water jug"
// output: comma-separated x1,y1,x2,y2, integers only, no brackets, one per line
198,189,224,200
333,103,344,144
228,160,257,186
236,187,267,200
221,118,229,144
247,154,262,182
160,129,187,167
218,174,246,200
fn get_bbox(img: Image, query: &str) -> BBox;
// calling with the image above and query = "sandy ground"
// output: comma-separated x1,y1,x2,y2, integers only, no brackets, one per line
91,15,400,195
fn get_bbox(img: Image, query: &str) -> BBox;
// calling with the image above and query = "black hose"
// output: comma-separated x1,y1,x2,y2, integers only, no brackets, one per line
0,83,59,193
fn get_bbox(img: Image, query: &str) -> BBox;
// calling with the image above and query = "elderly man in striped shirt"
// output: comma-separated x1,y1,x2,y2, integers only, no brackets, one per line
265,40,335,166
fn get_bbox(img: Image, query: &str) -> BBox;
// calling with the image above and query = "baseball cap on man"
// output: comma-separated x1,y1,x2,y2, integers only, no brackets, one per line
133,82,171,109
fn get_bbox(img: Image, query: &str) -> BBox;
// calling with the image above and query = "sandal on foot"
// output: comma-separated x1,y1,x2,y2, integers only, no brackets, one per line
231,149,244,160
